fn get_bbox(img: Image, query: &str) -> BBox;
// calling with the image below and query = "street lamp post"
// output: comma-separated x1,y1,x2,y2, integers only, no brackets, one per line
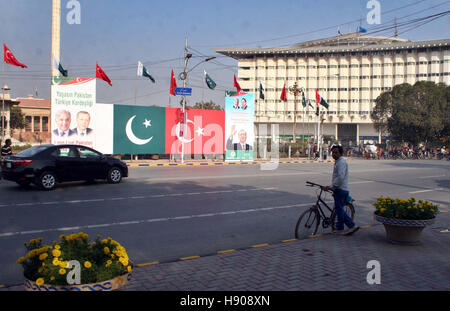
288,82,303,144
178,38,216,164
1,84,11,142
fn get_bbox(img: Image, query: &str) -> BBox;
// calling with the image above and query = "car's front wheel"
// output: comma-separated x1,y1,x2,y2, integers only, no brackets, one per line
38,171,57,190
107,167,122,184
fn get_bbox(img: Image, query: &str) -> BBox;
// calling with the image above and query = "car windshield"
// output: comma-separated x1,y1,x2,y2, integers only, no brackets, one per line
17,145,52,157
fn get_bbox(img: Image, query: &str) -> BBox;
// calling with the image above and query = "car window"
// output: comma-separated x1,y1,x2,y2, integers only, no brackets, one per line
76,147,101,158
17,145,52,157
52,147,78,158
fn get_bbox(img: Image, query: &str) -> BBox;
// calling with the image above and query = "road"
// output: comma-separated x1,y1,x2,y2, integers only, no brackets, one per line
0,159,449,286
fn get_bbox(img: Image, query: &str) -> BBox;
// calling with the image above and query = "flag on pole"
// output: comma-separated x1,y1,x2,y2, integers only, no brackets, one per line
3,44,27,68
259,81,265,100
280,83,287,102
204,70,216,90
52,55,68,77
137,61,155,83
301,90,306,108
233,74,241,93
170,69,177,96
96,63,112,86
308,100,314,109
315,89,329,109
358,26,368,33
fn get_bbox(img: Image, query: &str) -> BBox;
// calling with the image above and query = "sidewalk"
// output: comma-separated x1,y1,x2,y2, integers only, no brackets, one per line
124,157,335,167
120,213,449,291
3,211,448,291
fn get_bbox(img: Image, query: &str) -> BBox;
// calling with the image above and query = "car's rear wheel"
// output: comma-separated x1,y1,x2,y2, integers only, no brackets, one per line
107,167,122,184
38,171,57,190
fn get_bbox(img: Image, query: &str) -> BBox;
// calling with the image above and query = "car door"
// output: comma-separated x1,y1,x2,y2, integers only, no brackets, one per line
76,146,109,179
53,146,84,181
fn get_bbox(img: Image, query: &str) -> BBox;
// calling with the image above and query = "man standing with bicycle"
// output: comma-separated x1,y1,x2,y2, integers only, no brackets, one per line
324,145,359,235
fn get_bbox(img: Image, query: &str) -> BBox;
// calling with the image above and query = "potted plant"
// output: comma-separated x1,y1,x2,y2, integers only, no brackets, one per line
17,232,132,291
373,196,439,245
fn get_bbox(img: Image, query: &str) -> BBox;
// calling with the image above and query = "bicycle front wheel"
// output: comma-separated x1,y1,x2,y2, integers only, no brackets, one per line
331,201,356,231
295,207,319,239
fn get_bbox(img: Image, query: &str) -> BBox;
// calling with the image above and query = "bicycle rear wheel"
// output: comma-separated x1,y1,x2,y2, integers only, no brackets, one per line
295,207,319,239
331,202,356,231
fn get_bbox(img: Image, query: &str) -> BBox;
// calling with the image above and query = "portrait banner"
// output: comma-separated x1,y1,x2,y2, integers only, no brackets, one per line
225,92,255,161
51,77,96,148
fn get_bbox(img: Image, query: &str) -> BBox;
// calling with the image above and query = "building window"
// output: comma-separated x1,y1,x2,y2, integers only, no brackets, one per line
33,116,40,132
42,117,49,132
25,116,32,132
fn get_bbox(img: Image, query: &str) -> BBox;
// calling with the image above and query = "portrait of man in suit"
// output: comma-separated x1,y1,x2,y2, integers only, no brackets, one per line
53,110,74,137
226,125,252,151
241,98,248,110
232,98,240,109
72,111,93,137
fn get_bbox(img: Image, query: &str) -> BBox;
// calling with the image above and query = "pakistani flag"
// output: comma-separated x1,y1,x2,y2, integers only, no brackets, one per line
301,90,306,108
204,70,216,90
113,105,165,154
259,81,264,100
52,55,68,77
137,61,155,83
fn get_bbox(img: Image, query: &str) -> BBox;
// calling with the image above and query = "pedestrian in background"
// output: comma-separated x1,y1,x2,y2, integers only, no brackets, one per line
1,139,12,157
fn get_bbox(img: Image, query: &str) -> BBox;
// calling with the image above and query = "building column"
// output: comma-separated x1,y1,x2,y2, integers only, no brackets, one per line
335,123,338,141
356,123,360,145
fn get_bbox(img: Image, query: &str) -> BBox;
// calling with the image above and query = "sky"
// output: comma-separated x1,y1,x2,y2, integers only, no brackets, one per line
0,0,449,108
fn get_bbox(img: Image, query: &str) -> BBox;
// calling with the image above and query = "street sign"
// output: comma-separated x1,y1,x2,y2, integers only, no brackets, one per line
174,88,192,96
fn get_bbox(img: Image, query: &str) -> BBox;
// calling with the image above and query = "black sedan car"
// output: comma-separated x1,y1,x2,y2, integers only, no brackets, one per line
1,144,128,190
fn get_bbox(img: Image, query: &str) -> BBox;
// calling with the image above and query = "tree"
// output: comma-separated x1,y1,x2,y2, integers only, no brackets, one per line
371,81,449,145
10,105,26,129
191,101,223,111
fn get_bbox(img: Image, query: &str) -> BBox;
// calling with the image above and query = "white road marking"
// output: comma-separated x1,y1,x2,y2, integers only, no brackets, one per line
418,175,446,179
409,188,444,194
349,181,375,185
0,187,277,209
0,201,321,239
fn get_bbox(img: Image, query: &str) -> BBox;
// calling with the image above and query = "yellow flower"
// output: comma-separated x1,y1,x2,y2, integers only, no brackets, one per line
84,261,92,269
58,268,66,275
101,239,108,244
50,276,55,281
17,257,26,264
52,249,61,257
127,265,132,273
54,244,61,250
104,247,110,255
52,258,60,266
36,278,45,286
59,261,68,268
39,253,48,261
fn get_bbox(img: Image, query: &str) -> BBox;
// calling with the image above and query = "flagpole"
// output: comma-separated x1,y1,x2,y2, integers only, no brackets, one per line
1,59,5,142
134,62,138,105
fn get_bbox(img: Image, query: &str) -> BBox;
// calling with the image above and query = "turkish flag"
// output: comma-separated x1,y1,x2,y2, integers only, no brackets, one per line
280,83,287,102
165,107,225,155
170,70,177,96
96,63,112,86
3,44,27,68
234,74,241,93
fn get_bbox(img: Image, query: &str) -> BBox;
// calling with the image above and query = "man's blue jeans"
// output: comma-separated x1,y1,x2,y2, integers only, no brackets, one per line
333,188,355,230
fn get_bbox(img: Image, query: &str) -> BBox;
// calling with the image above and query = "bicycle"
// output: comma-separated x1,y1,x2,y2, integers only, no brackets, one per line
294,181,355,239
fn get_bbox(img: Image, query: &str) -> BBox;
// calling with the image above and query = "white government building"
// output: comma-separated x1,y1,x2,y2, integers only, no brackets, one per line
216,33,450,146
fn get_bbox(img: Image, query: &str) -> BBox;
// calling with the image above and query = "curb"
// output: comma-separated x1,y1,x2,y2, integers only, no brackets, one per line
127,159,335,167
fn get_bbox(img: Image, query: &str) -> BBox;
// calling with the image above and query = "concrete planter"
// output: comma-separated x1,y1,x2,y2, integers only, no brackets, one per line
24,273,132,291
375,214,435,245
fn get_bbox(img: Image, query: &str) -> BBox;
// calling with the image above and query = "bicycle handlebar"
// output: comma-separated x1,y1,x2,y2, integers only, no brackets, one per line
306,181,333,193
